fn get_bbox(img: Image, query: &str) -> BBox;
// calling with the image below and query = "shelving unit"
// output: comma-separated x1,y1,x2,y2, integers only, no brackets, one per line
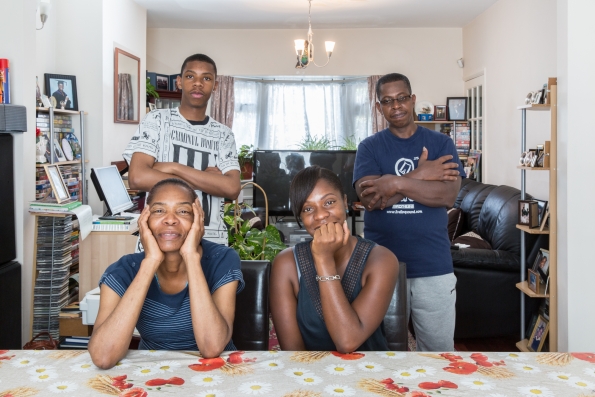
31,107,88,340
416,120,470,160
516,82,557,352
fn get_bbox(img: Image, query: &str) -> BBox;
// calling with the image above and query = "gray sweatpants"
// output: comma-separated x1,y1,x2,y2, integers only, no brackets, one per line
406,273,457,351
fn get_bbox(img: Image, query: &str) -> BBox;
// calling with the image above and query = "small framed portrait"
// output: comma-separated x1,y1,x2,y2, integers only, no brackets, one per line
43,164,70,203
446,97,467,121
156,74,169,90
44,74,78,111
518,200,539,228
148,102,156,111
527,269,540,293
169,74,181,92
434,105,447,121
53,139,67,162
535,199,548,225
528,314,549,352
536,248,550,280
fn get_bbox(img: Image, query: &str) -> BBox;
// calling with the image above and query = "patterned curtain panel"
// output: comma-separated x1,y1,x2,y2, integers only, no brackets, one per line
368,75,388,133
118,73,134,120
211,75,235,129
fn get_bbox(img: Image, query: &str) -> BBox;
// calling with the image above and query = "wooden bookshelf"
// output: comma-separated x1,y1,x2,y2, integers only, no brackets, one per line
516,281,549,298
36,160,81,168
516,224,549,234
36,107,88,115
516,104,551,111
516,339,530,352
516,166,550,171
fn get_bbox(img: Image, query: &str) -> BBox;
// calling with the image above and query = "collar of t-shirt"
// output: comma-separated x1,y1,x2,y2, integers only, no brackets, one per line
186,116,210,126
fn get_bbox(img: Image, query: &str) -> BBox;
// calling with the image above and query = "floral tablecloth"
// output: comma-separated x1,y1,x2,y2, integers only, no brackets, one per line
1,349,595,396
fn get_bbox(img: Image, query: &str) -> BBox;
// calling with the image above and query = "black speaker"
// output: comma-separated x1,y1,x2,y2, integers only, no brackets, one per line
0,261,22,348
0,104,27,132
0,134,15,264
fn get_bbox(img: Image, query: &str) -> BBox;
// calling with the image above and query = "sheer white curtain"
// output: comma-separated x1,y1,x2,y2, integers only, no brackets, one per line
233,78,372,150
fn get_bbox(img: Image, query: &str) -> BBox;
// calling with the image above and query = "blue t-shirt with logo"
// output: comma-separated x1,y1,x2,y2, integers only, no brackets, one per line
353,126,466,278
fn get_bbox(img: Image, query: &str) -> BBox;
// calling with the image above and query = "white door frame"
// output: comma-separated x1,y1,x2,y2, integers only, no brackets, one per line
465,70,486,182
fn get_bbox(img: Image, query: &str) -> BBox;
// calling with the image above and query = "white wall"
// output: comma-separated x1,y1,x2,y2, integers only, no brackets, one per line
147,28,464,107
2,0,38,344
559,0,595,351
463,0,557,201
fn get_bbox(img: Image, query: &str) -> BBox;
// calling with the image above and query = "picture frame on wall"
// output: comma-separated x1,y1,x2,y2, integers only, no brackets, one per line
528,314,549,352
434,105,447,121
156,73,169,90
447,97,467,121
44,74,79,111
169,74,181,92
43,164,70,203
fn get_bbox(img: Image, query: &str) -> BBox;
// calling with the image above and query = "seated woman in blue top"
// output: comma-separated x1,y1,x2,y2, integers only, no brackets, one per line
270,166,399,352
89,178,244,369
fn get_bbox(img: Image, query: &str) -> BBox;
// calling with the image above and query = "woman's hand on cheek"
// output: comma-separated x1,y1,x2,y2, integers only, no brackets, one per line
139,205,164,267
180,198,204,259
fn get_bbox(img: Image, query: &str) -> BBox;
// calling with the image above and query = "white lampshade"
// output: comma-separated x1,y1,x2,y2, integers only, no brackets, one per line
325,41,335,53
294,39,306,55
39,0,52,15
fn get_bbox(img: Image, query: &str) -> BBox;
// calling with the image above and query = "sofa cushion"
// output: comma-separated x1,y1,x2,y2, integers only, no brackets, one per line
447,208,464,242
453,231,492,250
455,180,496,232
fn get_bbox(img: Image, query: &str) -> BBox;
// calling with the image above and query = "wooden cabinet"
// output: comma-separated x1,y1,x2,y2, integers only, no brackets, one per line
515,82,557,352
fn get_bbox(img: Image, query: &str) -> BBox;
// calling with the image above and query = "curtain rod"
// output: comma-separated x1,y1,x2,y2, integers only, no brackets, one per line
233,76,367,84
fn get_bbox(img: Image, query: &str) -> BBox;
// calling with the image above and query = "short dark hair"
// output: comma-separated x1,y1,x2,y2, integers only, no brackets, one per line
289,165,346,227
180,54,217,76
147,178,198,205
376,73,412,98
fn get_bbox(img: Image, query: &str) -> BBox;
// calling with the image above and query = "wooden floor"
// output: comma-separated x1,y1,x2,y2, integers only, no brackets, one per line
454,336,518,352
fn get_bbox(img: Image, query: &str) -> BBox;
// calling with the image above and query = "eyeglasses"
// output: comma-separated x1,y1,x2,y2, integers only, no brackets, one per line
378,95,413,106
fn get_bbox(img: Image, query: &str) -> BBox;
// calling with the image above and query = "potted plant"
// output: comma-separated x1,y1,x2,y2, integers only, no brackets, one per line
223,202,286,262
238,144,254,180
146,77,159,107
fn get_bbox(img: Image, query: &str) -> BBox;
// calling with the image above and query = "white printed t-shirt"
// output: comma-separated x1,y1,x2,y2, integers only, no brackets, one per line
123,108,240,245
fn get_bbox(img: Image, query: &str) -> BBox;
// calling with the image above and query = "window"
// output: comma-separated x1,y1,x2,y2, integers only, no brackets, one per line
232,77,372,150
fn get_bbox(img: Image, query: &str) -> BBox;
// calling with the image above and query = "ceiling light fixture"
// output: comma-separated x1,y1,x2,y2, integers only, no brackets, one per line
294,0,335,69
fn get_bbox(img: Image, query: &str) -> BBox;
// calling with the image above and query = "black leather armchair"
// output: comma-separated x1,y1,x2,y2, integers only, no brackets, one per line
452,179,546,339
383,262,408,351
233,260,271,350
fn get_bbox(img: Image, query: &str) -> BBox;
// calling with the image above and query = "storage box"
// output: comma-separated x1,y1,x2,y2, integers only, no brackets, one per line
59,317,92,337
80,287,100,325
418,113,433,121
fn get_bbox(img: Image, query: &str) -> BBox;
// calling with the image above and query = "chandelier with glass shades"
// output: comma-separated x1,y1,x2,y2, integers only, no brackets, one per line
294,0,335,69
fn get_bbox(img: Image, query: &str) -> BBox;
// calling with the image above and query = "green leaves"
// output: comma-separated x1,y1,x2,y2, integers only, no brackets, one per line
224,203,286,261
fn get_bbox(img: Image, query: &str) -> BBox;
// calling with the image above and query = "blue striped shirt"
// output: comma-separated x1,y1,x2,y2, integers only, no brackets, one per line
99,239,244,351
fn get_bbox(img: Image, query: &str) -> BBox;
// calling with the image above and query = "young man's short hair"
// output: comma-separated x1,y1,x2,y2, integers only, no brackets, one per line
180,54,217,76
376,73,412,98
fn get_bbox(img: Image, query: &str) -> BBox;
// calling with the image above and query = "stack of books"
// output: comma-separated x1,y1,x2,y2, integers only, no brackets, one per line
59,301,81,319
92,215,139,232
29,200,82,214
59,336,90,349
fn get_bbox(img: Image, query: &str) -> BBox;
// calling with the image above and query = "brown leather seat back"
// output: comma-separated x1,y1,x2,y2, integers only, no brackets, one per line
232,260,271,350
383,262,408,351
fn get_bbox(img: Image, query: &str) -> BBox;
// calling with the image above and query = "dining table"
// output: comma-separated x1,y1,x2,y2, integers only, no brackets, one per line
1,349,594,396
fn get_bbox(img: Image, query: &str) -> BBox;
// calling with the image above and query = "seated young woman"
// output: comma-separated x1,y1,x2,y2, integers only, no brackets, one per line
270,166,399,352
88,178,244,369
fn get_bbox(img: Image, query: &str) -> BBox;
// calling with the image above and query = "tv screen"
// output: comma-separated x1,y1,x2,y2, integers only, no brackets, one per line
90,165,133,215
253,150,358,216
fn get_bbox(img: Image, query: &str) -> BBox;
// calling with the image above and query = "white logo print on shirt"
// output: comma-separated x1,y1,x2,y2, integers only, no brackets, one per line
394,158,415,176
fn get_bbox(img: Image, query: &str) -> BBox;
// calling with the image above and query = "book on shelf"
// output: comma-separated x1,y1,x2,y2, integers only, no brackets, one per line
29,200,82,210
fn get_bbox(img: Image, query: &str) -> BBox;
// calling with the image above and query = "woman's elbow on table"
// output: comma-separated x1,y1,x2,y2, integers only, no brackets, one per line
89,345,123,370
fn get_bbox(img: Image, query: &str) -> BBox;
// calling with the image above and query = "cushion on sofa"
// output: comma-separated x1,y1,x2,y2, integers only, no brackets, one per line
447,208,464,242
452,231,492,250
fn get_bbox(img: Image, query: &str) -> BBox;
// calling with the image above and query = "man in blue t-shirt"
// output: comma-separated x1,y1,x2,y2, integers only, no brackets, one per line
353,73,465,351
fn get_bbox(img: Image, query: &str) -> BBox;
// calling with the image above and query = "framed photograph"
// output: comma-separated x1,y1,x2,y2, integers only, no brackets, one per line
528,314,549,352
536,248,550,280
43,164,70,203
540,208,550,231
156,74,169,90
527,269,540,293
518,200,539,227
535,200,548,225
434,105,447,121
52,139,67,162
169,74,181,92
44,74,78,111
447,97,467,121
114,47,141,124
148,103,156,111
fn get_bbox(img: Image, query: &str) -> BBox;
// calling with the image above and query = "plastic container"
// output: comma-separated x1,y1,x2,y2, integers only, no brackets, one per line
418,113,433,121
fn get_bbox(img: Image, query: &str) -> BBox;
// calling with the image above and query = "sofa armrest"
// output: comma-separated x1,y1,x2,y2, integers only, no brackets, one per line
451,248,520,272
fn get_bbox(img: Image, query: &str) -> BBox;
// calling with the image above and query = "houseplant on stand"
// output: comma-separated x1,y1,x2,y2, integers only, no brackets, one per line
146,78,159,111
238,144,254,181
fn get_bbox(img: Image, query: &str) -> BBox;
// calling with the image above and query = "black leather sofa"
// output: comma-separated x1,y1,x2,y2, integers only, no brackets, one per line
452,179,547,339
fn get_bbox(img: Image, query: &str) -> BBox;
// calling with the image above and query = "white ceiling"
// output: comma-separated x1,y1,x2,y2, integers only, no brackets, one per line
134,0,499,29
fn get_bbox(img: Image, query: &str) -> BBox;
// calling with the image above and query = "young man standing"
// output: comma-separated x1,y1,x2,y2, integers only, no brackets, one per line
353,73,464,351
124,54,241,245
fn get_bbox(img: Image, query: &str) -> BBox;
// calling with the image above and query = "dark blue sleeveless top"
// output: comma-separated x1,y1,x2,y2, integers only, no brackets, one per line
294,236,389,351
